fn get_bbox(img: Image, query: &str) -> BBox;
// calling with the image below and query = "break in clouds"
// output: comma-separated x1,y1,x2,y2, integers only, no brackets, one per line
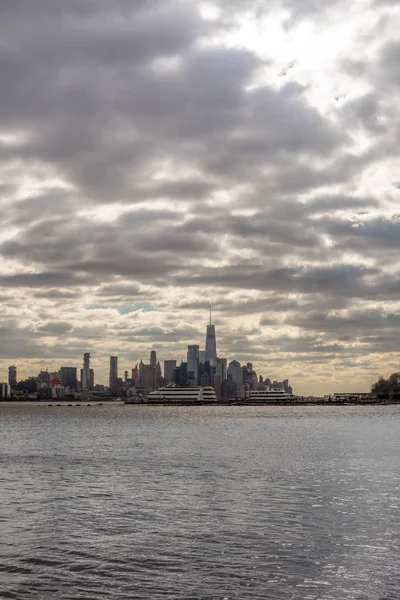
1,0,400,395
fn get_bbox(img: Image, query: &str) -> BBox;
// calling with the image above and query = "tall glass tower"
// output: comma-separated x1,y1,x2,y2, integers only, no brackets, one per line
81,353,91,389
205,306,217,367
109,356,118,388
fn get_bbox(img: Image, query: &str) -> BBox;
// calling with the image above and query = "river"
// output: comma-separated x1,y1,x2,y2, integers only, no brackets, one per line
0,404,399,599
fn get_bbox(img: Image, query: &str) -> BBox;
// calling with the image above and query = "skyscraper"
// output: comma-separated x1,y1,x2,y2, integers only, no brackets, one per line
81,353,91,389
205,306,217,367
8,366,17,387
60,366,78,389
228,360,242,386
216,357,227,382
150,350,157,366
109,356,118,389
164,360,176,383
187,345,199,386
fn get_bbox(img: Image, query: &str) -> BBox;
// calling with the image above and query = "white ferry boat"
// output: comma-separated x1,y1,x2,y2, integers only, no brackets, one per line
249,388,296,403
146,386,218,403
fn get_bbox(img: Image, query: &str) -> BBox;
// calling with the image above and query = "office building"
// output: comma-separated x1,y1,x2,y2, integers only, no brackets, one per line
150,351,157,367
81,353,91,389
205,306,217,367
0,382,10,399
60,367,78,389
164,360,177,383
139,362,156,390
228,360,242,386
187,345,199,386
8,366,17,387
109,356,118,389
215,358,227,382
179,361,188,386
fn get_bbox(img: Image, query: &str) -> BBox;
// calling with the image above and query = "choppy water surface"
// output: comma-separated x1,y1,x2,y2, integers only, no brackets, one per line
0,405,399,599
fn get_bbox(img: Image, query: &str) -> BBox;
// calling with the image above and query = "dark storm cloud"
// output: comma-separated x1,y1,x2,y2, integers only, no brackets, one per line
0,272,89,288
285,309,400,334
34,289,79,300
175,264,377,294
378,41,400,87
323,215,400,251
95,283,144,298
0,0,347,205
37,321,73,335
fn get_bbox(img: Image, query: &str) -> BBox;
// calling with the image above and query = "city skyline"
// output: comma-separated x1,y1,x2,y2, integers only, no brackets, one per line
1,1,400,397
2,314,297,396
0,305,393,395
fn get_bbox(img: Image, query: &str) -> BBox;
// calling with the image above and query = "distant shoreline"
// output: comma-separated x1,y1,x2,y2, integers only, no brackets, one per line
1,400,400,407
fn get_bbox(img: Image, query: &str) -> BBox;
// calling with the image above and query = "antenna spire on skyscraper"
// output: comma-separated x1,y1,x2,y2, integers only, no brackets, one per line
205,304,217,367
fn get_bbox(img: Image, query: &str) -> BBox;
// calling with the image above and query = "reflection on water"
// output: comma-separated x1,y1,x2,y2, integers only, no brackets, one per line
0,404,399,599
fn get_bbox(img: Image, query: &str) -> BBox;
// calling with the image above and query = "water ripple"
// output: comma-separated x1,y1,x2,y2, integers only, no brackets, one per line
0,404,399,599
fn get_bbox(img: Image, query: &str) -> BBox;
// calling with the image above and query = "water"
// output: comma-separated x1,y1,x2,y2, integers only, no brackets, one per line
0,404,399,599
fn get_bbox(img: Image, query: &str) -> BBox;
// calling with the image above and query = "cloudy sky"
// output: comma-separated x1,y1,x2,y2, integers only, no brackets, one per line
1,0,400,395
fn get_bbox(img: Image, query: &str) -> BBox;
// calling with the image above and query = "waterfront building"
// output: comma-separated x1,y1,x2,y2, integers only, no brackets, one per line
187,345,199,386
8,366,17,387
164,360,177,383
109,356,118,389
0,382,10,399
60,367,78,389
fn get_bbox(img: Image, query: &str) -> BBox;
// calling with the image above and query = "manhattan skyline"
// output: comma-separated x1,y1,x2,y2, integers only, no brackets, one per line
1,1,400,396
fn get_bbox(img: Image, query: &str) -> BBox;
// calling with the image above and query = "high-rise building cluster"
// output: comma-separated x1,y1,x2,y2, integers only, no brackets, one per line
1,309,293,400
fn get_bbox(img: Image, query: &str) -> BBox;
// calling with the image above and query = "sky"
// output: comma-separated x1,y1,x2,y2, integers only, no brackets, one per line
1,0,400,396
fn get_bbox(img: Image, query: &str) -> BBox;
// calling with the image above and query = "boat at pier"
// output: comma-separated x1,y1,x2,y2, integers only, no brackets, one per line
146,386,217,403
249,388,296,403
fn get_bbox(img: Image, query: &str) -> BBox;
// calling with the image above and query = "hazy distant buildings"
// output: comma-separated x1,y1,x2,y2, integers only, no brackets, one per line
60,367,78,389
8,366,17,387
150,351,157,367
109,356,118,389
